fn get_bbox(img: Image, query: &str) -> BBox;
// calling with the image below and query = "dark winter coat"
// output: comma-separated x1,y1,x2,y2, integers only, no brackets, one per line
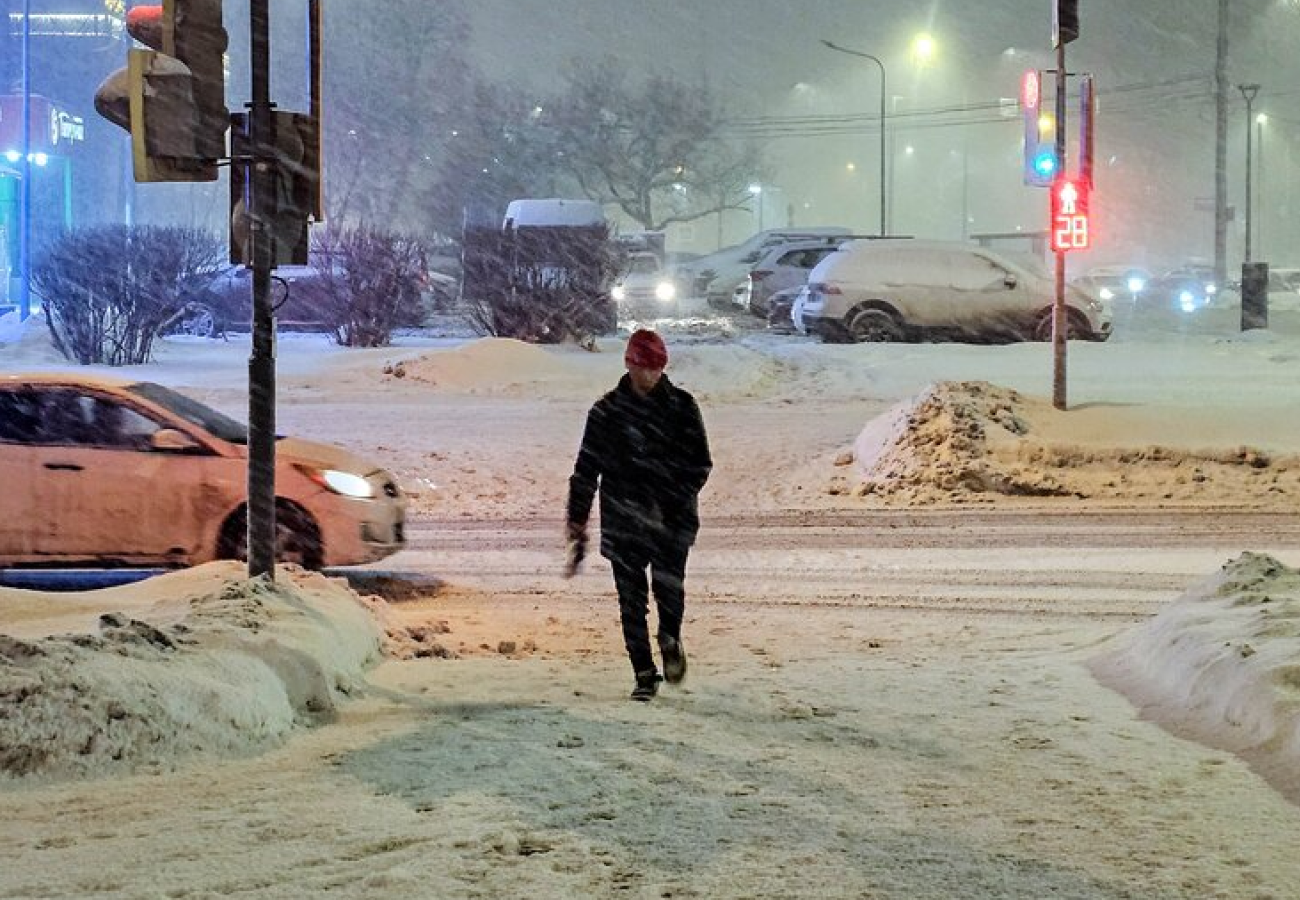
567,373,712,560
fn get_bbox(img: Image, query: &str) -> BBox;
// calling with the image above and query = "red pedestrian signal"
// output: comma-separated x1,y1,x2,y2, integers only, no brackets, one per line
1050,178,1090,252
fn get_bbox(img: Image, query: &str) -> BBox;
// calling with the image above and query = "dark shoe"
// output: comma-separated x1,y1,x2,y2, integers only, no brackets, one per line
630,670,662,702
660,636,688,685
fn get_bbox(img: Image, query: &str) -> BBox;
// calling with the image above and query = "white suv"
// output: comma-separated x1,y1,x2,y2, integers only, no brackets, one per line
795,240,1111,343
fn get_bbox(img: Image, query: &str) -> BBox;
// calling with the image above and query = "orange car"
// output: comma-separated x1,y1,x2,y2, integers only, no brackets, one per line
0,374,406,568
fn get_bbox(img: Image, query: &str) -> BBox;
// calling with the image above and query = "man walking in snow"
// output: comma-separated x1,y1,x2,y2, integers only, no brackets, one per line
565,329,713,701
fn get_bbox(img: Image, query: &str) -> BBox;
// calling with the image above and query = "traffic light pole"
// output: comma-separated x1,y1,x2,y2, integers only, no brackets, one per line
246,0,277,580
1051,40,1068,411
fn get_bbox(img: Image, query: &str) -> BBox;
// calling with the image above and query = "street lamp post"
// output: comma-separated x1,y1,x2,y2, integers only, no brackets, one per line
821,39,887,236
1238,83,1260,261
1256,112,1267,257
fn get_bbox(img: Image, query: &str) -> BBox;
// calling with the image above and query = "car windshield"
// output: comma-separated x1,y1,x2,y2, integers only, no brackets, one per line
627,256,659,274
127,382,248,445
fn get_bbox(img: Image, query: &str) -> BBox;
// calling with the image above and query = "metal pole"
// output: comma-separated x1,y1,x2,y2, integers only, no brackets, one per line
1214,0,1228,292
1257,116,1264,258
1238,84,1260,262
247,0,277,580
821,41,887,236
1052,41,1068,412
18,0,30,320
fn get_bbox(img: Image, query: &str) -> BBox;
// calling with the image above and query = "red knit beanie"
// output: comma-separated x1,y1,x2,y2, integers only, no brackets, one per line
624,329,668,370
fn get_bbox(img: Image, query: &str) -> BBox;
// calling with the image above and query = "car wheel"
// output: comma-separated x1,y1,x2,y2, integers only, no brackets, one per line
218,501,324,570
165,303,219,339
847,308,904,343
1032,308,1090,341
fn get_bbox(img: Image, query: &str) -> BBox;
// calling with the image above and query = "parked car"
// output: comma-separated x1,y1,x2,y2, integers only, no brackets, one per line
765,286,806,332
673,227,853,307
735,238,848,318
612,252,679,318
795,239,1111,343
1221,267,1300,313
0,374,406,568
166,265,337,338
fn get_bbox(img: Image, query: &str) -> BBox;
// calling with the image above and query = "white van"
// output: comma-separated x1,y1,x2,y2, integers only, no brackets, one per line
795,240,1111,343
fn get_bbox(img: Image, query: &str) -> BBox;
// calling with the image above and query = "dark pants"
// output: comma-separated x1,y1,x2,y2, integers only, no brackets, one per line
610,540,691,676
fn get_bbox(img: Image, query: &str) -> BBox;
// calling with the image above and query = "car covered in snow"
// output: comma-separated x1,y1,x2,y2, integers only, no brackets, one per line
795,239,1112,343
674,227,853,306
0,374,406,569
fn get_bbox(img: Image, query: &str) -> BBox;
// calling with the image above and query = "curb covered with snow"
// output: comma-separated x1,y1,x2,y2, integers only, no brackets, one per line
0,564,384,781
1092,553,1300,801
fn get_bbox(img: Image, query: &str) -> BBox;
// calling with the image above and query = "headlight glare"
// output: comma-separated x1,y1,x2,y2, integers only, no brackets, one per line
321,469,375,499
655,281,676,302
612,285,626,301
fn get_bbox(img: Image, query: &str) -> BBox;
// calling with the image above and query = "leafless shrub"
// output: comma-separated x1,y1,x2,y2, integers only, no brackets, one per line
461,224,619,343
304,226,428,348
31,226,225,365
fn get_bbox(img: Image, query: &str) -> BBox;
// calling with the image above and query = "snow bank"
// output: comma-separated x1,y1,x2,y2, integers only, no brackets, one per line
0,311,62,364
851,381,1300,506
1092,553,1300,801
0,563,384,781
383,337,592,393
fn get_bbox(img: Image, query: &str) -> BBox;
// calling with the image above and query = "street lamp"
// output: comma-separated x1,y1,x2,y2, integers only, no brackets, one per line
1238,83,1261,261
821,39,887,236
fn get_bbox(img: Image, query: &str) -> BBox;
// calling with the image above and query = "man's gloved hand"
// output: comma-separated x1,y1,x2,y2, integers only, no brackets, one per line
563,521,588,579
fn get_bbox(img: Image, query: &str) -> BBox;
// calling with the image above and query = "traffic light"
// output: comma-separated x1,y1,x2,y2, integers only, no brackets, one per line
1021,70,1057,187
1053,0,1080,48
93,0,228,182
1050,177,1090,252
229,112,320,266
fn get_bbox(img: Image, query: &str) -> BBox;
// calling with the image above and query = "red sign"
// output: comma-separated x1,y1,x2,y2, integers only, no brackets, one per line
1050,178,1091,252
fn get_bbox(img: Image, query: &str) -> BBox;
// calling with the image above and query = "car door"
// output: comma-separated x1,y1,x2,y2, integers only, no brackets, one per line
0,387,43,560
30,388,226,562
947,251,1026,336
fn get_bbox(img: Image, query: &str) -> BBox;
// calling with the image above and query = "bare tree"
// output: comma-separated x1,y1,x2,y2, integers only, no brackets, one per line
323,2,470,232
548,61,765,232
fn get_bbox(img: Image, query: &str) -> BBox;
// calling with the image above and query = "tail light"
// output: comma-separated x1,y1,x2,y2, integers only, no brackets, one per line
809,282,841,295
750,269,774,281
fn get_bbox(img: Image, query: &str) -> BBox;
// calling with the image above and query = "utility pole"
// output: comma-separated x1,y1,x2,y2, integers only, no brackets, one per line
246,0,277,579
1214,0,1229,292
1051,34,1068,411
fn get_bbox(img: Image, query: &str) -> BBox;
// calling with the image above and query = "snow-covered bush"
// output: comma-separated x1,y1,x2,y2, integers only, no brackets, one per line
31,226,225,365
303,226,428,348
462,223,619,343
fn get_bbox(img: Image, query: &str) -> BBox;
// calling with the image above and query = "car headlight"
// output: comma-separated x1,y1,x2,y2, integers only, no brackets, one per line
301,467,375,499
1205,283,1217,295
1179,290,1196,312
1099,287,1115,301
1127,277,1146,293
612,285,626,301
655,281,676,302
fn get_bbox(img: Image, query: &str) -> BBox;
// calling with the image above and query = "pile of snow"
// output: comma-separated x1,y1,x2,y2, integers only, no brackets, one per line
1092,553,1300,802
850,381,1299,506
0,563,384,781
382,337,593,393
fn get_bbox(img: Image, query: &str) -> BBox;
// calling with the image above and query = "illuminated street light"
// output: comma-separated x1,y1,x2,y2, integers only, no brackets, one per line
912,33,936,65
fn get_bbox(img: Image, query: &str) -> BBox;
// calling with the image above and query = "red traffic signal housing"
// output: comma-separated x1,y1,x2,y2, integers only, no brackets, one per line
93,0,228,182
1050,178,1091,252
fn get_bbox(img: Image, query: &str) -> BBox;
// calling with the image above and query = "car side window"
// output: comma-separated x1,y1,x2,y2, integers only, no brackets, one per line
38,391,164,450
777,250,804,267
951,254,1008,291
0,389,44,444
